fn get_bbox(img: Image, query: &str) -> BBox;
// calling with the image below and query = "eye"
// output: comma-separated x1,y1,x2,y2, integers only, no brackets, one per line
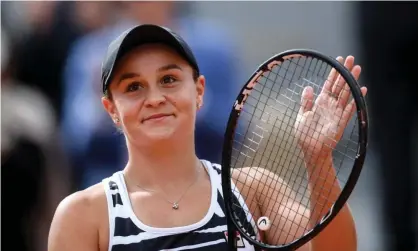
161,75,177,85
125,82,142,92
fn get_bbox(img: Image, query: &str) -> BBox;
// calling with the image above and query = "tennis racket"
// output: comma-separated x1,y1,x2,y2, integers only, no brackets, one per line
221,49,368,250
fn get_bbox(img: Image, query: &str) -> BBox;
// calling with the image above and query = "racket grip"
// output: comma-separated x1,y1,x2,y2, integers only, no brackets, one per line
227,216,237,251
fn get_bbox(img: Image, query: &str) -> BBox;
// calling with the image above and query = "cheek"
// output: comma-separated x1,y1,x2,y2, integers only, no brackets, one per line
116,99,143,125
174,97,197,135
170,89,197,117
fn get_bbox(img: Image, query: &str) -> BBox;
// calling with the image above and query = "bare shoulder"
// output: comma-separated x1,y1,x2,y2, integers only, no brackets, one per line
48,183,108,251
52,183,107,222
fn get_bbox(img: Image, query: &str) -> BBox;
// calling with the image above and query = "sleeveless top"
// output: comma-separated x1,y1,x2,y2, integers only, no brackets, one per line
102,160,261,251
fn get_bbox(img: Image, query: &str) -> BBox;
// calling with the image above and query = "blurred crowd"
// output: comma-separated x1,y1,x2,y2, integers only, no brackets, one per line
1,2,417,251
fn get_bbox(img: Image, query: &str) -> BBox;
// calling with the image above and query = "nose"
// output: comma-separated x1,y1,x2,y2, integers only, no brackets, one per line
143,87,166,108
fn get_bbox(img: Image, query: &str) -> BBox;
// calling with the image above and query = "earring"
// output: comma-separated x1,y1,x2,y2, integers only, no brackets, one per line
114,118,120,123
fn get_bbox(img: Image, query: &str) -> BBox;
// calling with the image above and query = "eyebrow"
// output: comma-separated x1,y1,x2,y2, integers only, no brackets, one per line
117,64,183,85
157,64,183,72
118,73,140,84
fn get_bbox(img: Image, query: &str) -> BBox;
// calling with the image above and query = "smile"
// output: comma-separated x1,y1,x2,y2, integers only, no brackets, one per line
142,113,174,123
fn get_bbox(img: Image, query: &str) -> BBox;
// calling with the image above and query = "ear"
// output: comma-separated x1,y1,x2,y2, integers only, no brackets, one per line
195,75,205,109
101,97,119,123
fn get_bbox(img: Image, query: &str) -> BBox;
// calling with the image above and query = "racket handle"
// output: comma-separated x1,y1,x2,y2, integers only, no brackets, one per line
227,216,237,251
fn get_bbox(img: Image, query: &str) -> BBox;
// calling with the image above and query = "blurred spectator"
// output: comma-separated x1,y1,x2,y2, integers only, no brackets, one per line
1,28,72,251
4,2,115,121
61,1,241,189
357,2,418,251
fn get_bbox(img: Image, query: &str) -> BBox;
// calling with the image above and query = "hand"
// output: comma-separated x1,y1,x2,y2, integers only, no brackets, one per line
294,56,367,162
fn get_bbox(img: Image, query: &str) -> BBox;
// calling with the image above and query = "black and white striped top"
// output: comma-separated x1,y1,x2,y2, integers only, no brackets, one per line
102,160,260,251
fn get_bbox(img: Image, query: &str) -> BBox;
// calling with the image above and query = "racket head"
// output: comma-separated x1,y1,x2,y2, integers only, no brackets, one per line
221,49,368,250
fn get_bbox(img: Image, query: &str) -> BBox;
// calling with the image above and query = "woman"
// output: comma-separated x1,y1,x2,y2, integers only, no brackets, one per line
48,24,367,251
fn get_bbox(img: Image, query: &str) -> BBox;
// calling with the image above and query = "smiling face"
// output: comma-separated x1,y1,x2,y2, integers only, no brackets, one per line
102,43,205,148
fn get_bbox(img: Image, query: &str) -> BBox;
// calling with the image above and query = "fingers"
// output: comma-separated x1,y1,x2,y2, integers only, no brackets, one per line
332,56,355,97
299,86,314,114
322,56,344,96
349,65,362,82
361,86,368,96
341,87,368,127
337,65,362,108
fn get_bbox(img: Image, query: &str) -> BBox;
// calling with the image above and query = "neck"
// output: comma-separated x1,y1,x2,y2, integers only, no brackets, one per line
124,138,200,191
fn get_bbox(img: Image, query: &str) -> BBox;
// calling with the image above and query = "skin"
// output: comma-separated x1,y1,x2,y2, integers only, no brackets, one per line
48,44,367,251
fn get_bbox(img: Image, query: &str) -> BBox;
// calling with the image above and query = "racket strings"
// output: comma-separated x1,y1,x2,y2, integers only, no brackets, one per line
260,59,314,243
230,56,360,245
277,58,357,242
267,58,331,242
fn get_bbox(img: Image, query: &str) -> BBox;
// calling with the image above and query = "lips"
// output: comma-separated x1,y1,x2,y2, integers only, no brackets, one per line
142,113,173,123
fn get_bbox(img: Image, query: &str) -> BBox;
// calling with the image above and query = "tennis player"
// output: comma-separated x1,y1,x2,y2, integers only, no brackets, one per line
48,24,367,251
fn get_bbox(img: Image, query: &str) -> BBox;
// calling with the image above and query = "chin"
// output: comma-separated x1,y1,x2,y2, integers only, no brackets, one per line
146,132,176,142
142,127,178,143
129,121,194,147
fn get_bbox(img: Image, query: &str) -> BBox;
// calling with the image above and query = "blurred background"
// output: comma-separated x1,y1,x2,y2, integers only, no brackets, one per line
1,1,417,251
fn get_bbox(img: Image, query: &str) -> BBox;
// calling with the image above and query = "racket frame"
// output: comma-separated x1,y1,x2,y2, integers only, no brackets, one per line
221,49,368,250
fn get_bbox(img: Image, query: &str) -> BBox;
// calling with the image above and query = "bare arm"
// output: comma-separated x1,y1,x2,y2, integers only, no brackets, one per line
303,154,357,251
48,191,100,251
234,163,356,251
233,168,311,249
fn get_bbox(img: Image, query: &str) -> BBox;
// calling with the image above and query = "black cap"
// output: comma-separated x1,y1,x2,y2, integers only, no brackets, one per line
101,24,200,94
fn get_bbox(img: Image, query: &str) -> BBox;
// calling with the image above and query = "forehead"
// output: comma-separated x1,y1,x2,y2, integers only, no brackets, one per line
115,43,190,71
